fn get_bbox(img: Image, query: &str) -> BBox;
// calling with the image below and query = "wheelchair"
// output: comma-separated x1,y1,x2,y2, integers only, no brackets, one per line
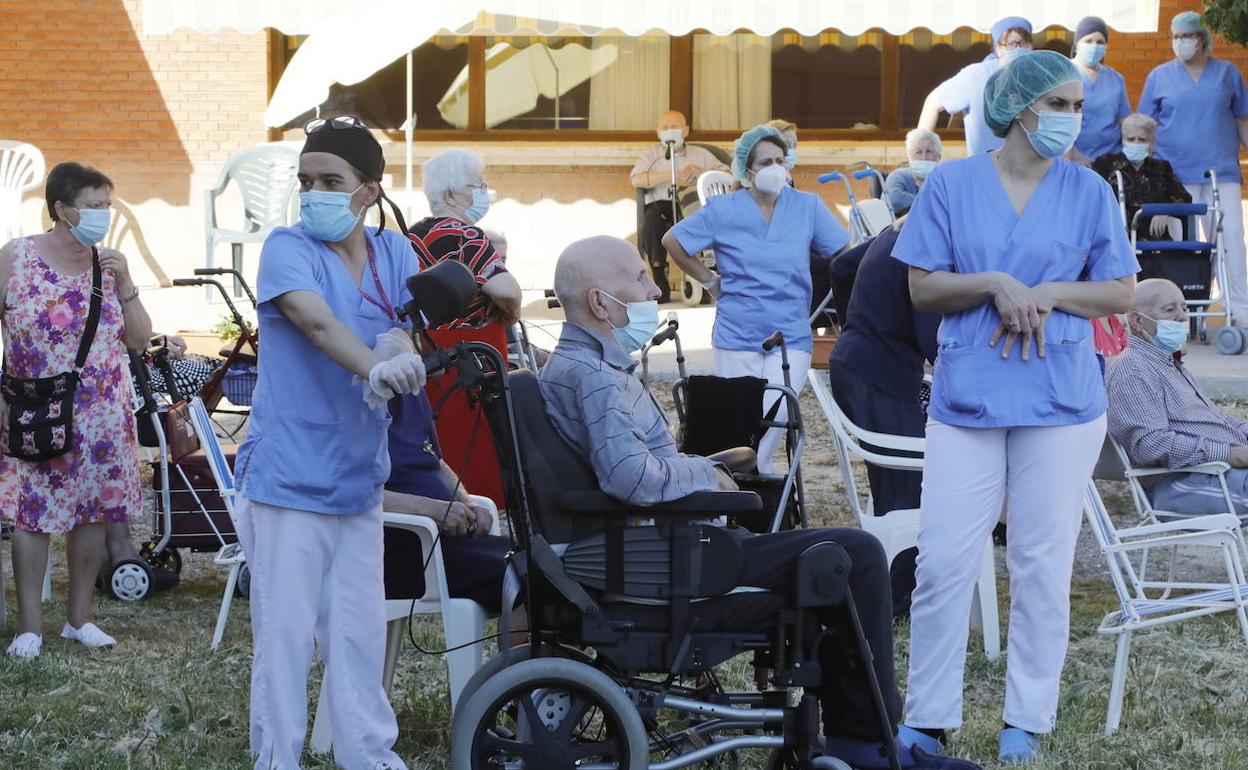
429,340,902,770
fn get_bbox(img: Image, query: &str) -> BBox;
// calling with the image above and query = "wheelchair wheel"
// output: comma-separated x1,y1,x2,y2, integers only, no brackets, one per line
1215,325,1246,355
107,559,152,602
451,643,594,736
450,657,648,770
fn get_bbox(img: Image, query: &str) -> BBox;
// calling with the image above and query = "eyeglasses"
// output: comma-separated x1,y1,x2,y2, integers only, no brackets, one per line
1000,41,1033,51
1172,32,1203,41
466,182,490,192
304,115,366,134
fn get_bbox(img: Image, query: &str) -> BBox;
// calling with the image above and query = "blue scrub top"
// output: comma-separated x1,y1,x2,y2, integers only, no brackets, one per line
1139,58,1248,184
1075,64,1131,161
933,59,1004,155
671,187,849,353
891,154,1138,429
236,224,419,515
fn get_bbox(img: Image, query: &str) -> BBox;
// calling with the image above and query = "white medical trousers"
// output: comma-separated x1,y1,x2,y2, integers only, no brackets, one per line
1185,181,1248,323
236,496,406,770
903,415,1106,734
713,347,812,475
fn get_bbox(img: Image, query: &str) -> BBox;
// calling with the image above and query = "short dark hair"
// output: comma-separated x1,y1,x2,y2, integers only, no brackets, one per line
45,162,113,222
747,136,790,169
998,27,1034,46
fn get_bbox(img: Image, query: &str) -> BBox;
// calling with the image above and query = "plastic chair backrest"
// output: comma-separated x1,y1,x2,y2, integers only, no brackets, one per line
217,144,299,233
188,397,236,502
697,170,735,206
857,198,894,238
0,141,46,242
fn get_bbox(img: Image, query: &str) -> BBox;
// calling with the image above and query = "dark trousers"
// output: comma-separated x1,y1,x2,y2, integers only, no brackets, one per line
710,527,900,741
640,201,677,300
828,365,926,617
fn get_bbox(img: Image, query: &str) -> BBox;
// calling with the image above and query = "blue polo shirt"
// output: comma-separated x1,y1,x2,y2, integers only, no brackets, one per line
892,154,1138,428
670,187,849,353
235,224,419,514
1139,58,1248,184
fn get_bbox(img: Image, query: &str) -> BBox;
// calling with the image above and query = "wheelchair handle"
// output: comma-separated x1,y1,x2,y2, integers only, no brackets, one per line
761,331,785,352
817,172,843,184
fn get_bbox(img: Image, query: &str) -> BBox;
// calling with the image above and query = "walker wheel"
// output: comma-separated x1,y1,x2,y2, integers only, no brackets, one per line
140,544,183,575
1215,326,1246,355
107,559,152,602
682,276,705,307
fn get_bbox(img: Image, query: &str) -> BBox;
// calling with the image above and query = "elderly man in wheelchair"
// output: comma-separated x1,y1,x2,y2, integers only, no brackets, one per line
445,236,977,770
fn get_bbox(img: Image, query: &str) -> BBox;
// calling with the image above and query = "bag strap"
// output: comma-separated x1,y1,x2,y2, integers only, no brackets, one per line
74,247,103,372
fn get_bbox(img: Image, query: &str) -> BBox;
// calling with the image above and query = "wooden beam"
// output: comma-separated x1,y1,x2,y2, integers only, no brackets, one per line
468,37,486,132
670,34,693,124
880,33,900,132
265,31,288,141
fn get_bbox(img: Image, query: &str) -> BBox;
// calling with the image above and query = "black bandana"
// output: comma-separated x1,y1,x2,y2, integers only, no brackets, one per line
301,125,385,181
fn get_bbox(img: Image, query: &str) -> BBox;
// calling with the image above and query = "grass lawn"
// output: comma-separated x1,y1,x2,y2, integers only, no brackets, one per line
2,394,1247,769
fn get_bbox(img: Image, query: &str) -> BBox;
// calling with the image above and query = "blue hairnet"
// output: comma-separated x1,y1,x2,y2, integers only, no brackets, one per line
731,124,784,185
983,50,1081,138
991,16,1032,44
1172,11,1213,53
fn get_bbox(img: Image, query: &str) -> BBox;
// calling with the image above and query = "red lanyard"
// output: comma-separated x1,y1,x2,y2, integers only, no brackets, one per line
359,240,396,320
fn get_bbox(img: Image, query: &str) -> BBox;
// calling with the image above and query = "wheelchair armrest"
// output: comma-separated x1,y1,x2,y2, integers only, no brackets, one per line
556,489,763,516
707,446,758,474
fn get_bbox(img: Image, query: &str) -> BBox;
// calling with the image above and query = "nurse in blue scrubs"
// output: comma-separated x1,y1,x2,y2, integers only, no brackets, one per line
1139,10,1248,323
892,52,1137,765
662,124,850,473
233,117,427,770
1069,16,1131,164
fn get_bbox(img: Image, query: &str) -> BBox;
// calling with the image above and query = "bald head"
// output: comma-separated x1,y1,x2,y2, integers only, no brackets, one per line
1128,278,1188,338
554,236,659,332
656,110,688,132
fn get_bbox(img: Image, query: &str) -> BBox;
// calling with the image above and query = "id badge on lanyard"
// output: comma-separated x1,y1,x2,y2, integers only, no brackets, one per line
359,240,397,321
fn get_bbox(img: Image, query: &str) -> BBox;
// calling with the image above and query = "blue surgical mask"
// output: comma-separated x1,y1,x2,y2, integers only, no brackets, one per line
601,290,660,353
1141,313,1187,353
464,187,491,224
300,184,364,242
909,159,937,179
784,148,798,169
68,207,110,246
1021,105,1082,160
1002,46,1029,64
1076,42,1107,67
1122,142,1150,164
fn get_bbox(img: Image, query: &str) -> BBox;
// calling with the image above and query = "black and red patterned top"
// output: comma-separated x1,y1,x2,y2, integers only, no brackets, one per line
407,216,507,329
1091,153,1191,239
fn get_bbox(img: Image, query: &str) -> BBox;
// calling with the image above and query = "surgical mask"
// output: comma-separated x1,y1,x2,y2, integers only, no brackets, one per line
1122,142,1150,164
909,159,937,179
1173,37,1200,62
600,290,660,353
300,185,364,242
1141,313,1187,353
784,148,798,169
658,128,684,147
1020,105,1082,160
1002,46,1030,64
1076,42,1107,67
67,207,110,246
464,187,491,223
751,164,788,196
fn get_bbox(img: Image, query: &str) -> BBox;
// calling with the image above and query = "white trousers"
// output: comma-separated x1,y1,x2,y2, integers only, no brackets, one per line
236,496,405,770
904,415,1106,734
713,347,812,474
1184,181,1248,322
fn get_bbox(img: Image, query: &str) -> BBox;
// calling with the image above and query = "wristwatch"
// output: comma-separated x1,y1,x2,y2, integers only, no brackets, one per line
119,286,141,304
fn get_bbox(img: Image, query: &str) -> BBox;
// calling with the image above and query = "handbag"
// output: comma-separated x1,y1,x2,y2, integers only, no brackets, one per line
2,248,103,461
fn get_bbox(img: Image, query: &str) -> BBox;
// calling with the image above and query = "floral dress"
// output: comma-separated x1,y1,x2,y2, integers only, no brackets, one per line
0,237,139,534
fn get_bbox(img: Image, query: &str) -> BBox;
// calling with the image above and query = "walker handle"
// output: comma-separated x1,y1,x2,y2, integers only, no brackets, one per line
817,172,843,184
851,169,875,180
761,331,785,352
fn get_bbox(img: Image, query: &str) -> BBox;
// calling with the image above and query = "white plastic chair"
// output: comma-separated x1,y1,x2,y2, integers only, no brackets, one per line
204,144,299,294
1083,480,1248,734
696,169,735,206
808,371,1000,659
0,141,46,243
856,198,895,238
309,499,497,754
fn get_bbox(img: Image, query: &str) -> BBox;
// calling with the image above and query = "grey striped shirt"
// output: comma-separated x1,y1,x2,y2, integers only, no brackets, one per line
539,323,720,505
1106,336,1248,469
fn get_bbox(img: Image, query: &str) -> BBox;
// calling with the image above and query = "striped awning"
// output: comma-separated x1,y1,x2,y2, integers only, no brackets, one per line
142,0,1161,37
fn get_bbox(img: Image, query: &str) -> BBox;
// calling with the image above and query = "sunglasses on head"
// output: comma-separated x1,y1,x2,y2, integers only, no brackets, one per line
304,115,366,135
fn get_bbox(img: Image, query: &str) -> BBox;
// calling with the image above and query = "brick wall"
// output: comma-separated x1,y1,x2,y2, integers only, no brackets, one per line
1113,0,1248,103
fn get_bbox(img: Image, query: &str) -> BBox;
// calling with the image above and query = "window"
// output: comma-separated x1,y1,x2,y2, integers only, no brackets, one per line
898,29,991,127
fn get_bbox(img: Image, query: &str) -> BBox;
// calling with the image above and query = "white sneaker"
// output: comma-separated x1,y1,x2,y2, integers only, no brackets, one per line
61,622,116,649
7,632,42,658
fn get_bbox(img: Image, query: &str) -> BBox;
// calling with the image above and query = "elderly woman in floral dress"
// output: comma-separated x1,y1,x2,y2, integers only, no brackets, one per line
0,162,151,658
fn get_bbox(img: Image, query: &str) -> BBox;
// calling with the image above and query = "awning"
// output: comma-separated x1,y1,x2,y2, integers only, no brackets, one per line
145,0,1160,38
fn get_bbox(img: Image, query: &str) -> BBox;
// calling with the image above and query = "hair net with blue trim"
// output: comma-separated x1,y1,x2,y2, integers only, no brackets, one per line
1172,11,1213,54
983,50,1081,138
731,124,784,185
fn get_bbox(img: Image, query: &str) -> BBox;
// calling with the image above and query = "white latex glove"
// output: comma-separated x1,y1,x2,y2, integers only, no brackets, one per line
365,353,426,408
373,327,415,359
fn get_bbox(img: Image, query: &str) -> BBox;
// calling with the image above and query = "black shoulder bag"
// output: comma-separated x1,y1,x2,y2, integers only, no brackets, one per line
2,248,103,461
